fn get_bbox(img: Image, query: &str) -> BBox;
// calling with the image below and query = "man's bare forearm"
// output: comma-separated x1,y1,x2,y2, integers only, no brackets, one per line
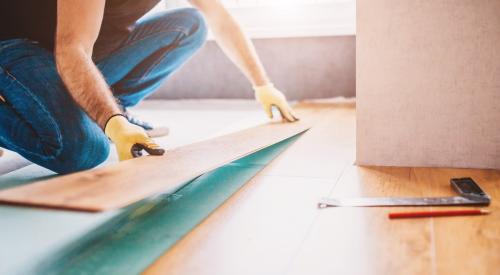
195,1,269,86
56,46,121,129
56,0,119,129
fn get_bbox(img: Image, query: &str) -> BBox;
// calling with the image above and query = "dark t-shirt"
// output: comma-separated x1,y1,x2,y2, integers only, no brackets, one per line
0,0,160,59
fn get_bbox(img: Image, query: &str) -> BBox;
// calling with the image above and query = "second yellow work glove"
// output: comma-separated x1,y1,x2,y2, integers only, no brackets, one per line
105,115,165,161
253,83,299,122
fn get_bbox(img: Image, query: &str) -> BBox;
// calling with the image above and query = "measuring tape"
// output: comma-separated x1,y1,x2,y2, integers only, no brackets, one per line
318,177,491,208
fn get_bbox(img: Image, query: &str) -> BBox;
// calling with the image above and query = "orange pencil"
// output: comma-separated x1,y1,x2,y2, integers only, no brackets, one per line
389,209,490,219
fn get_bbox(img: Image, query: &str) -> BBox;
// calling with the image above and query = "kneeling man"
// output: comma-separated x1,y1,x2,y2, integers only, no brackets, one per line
0,0,297,174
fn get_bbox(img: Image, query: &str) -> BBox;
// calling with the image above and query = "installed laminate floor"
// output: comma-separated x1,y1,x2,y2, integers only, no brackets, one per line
143,101,499,275
1,99,498,275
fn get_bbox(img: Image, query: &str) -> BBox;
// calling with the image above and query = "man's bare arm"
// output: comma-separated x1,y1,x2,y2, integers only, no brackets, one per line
190,0,298,121
189,0,269,86
55,0,121,129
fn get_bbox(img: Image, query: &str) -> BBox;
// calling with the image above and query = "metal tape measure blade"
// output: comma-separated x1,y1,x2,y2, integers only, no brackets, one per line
317,196,483,208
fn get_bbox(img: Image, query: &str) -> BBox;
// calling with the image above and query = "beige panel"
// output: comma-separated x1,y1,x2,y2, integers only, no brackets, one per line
357,0,500,169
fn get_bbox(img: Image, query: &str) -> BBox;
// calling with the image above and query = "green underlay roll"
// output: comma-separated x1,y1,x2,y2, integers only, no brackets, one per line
30,134,302,275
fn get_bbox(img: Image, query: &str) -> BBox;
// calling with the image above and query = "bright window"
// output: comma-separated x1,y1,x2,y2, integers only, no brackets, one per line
153,0,355,38
221,0,344,7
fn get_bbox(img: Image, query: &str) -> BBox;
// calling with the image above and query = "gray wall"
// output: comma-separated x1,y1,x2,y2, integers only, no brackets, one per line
151,36,355,100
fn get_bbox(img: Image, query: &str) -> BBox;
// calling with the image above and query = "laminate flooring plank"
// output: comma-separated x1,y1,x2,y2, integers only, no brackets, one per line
413,168,500,275
286,165,434,275
259,103,356,179
130,100,266,150
0,122,310,212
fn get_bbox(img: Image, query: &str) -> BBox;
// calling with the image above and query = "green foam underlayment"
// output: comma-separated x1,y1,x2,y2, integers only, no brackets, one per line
0,134,301,275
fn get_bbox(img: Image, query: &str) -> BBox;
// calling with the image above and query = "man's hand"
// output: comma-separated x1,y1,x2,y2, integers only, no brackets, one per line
254,84,299,122
191,2,298,120
105,115,165,161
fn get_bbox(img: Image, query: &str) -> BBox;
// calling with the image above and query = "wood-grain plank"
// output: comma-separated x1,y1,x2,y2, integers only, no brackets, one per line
286,165,435,275
413,168,500,275
0,122,310,212
259,102,356,179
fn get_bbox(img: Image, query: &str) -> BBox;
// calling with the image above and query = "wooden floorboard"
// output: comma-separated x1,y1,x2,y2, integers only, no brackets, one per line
287,166,434,275
258,103,356,179
413,168,500,275
0,122,310,212
143,103,499,275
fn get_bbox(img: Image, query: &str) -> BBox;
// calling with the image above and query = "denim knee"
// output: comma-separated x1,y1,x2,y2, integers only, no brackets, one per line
55,130,110,174
170,8,208,49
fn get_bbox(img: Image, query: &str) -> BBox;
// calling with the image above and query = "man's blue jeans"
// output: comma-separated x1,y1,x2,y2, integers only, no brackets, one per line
0,8,207,174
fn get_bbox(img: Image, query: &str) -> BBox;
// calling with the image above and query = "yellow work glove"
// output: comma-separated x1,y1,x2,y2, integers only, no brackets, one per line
253,83,299,122
104,115,165,161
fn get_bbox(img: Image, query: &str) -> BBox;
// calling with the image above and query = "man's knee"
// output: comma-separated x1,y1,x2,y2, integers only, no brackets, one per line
55,130,110,174
170,8,208,48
